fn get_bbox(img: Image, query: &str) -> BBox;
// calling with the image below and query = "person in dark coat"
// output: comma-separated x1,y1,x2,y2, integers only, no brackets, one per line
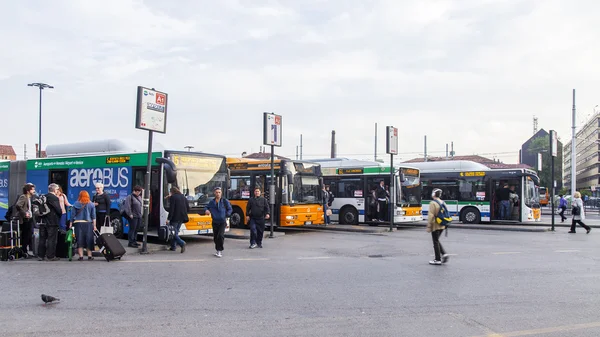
167,186,189,253
205,187,232,258
123,186,143,248
38,183,63,261
246,187,270,249
93,183,112,231
15,183,36,256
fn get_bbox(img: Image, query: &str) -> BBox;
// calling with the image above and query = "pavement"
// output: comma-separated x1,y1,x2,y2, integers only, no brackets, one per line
3,227,600,337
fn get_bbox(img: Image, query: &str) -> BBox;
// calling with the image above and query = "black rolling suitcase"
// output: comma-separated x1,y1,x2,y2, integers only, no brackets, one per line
55,230,69,259
94,231,125,261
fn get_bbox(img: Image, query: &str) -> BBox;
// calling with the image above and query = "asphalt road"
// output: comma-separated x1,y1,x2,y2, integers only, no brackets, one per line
1,227,599,337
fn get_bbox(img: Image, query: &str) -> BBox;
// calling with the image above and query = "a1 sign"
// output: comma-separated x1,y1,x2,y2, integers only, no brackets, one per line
263,112,282,147
386,126,398,155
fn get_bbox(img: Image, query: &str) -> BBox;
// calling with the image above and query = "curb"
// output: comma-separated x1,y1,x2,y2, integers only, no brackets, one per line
396,223,551,233
303,224,390,234
225,229,285,240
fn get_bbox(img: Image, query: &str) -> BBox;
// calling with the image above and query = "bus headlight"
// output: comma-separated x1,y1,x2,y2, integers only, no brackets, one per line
397,210,406,216
286,215,297,220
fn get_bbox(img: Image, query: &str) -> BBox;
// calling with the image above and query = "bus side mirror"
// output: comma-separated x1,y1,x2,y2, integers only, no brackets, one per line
156,158,177,184
227,168,231,189
400,173,406,182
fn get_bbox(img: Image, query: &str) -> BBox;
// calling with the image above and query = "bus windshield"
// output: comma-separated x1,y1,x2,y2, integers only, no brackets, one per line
524,176,539,208
288,162,321,204
168,154,227,209
398,174,421,207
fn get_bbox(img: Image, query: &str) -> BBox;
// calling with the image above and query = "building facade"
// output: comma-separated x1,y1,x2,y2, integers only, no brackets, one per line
0,145,16,160
519,128,563,189
563,114,600,194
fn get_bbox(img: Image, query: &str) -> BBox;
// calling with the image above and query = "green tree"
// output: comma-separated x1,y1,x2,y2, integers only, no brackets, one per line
527,135,563,190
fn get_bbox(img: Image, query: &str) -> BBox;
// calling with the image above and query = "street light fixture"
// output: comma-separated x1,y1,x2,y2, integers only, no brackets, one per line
27,82,54,158
184,146,194,152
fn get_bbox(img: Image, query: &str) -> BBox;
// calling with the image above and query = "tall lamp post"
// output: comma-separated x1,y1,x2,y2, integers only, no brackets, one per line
27,82,54,158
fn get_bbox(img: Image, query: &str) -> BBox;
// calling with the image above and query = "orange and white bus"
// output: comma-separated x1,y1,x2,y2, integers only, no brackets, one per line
539,187,549,206
226,158,325,227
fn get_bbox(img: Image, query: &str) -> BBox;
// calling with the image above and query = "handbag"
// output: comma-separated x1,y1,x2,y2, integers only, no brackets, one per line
572,206,581,216
326,209,332,216
100,216,112,235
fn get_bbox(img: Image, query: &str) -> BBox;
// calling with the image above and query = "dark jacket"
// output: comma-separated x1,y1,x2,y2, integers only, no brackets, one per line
496,188,511,201
246,196,270,220
168,193,190,223
93,192,111,213
376,186,388,200
206,198,232,224
43,193,62,226
15,194,32,223
123,193,143,219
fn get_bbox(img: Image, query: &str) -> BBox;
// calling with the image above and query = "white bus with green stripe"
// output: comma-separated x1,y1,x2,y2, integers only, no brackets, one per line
408,161,541,224
310,158,422,225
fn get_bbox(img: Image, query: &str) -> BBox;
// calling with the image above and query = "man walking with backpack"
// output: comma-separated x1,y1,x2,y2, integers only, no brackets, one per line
122,186,143,248
15,183,36,256
205,187,232,258
427,188,450,265
246,187,270,249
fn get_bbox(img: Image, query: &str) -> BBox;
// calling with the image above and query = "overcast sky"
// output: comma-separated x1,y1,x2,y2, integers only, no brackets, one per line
1,0,599,163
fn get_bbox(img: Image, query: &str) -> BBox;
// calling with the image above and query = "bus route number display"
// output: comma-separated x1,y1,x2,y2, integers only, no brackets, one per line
339,168,364,175
460,171,485,177
106,156,130,164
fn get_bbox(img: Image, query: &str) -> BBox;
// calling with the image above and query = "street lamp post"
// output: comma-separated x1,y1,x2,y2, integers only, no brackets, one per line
27,82,54,158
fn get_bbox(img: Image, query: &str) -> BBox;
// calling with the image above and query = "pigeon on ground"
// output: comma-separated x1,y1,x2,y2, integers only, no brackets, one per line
41,294,60,304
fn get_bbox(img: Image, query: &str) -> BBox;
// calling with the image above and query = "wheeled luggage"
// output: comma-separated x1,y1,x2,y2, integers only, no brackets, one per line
4,219,28,261
94,231,125,262
55,230,70,259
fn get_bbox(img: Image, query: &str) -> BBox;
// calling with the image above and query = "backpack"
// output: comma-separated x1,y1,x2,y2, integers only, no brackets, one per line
433,200,452,227
4,196,20,221
32,195,51,218
118,196,129,216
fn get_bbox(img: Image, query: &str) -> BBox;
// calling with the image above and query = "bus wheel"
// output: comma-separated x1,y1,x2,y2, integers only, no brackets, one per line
461,207,481,224
340,207,358,225
230,208,245,228
110,211,124,238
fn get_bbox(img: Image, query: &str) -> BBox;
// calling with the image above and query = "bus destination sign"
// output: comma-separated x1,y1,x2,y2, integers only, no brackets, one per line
339,168,364,175
229,162,248,170
106,156,131,164
460,171,485,177
402,168,419,176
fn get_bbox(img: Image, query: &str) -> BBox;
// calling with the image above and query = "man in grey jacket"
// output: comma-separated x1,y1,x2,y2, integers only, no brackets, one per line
123,186,143,248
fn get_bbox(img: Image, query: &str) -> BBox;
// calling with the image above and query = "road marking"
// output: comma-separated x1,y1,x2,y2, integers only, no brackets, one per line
555,249,580,253
473,321,600,337
122,259,206,263
297,257,332,260
492,252,522,255
233,258,270,261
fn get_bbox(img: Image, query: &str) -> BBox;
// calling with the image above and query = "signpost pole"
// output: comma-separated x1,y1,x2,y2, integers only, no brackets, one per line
263,112,282,239
141,131,153,254
386,126,398,232
389,152,394,232
135,86,168,252
550,130,557,232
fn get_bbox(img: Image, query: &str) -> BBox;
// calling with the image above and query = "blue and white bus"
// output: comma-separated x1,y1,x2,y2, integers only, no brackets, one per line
4,139,230,239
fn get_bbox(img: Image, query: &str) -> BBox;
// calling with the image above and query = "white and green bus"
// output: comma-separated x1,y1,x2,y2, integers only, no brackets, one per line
309,158,422,225
408,160,541,224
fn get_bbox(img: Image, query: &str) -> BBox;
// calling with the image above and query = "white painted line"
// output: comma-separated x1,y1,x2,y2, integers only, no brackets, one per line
297,257,332,260
233,258,270,261
555,250,580,253
122,259,206,263
492,252,522,255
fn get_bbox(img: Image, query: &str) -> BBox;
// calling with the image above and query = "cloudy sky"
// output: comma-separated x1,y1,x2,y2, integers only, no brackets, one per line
1,0,599,163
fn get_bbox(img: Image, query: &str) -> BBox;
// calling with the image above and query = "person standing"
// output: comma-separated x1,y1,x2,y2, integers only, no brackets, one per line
376,180,389,221
93,183,112,231
246,187,270,249
569,191,591,234
123,186,143,248
15,183,36,256
558,195,567,223
426,188,449,265
71,191,97,261
205,187,232,258
322,185,330,225
57,185,72,232
496,183,511,220
38,184,62,261
167,186,189,253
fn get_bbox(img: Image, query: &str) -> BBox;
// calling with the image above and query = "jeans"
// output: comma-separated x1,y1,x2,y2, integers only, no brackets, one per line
20,219,32,252
559,207,566,221
500,200,511,220
59,214,67,232
249,218,265,246
38,225,59,258
212,222,226,251
75,222,94,250
378,200,387,221
431,229,446,261
128,217,141,244
323,204,330,224
170,222,185,249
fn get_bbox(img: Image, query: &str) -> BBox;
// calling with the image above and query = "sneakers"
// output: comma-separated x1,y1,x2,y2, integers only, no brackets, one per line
568,231,576,233
442,254,450,263
249,244,257,249
180,244,186,254
429,260,442,265
258,244,263,248
587,228,592,234
214,251,222,258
